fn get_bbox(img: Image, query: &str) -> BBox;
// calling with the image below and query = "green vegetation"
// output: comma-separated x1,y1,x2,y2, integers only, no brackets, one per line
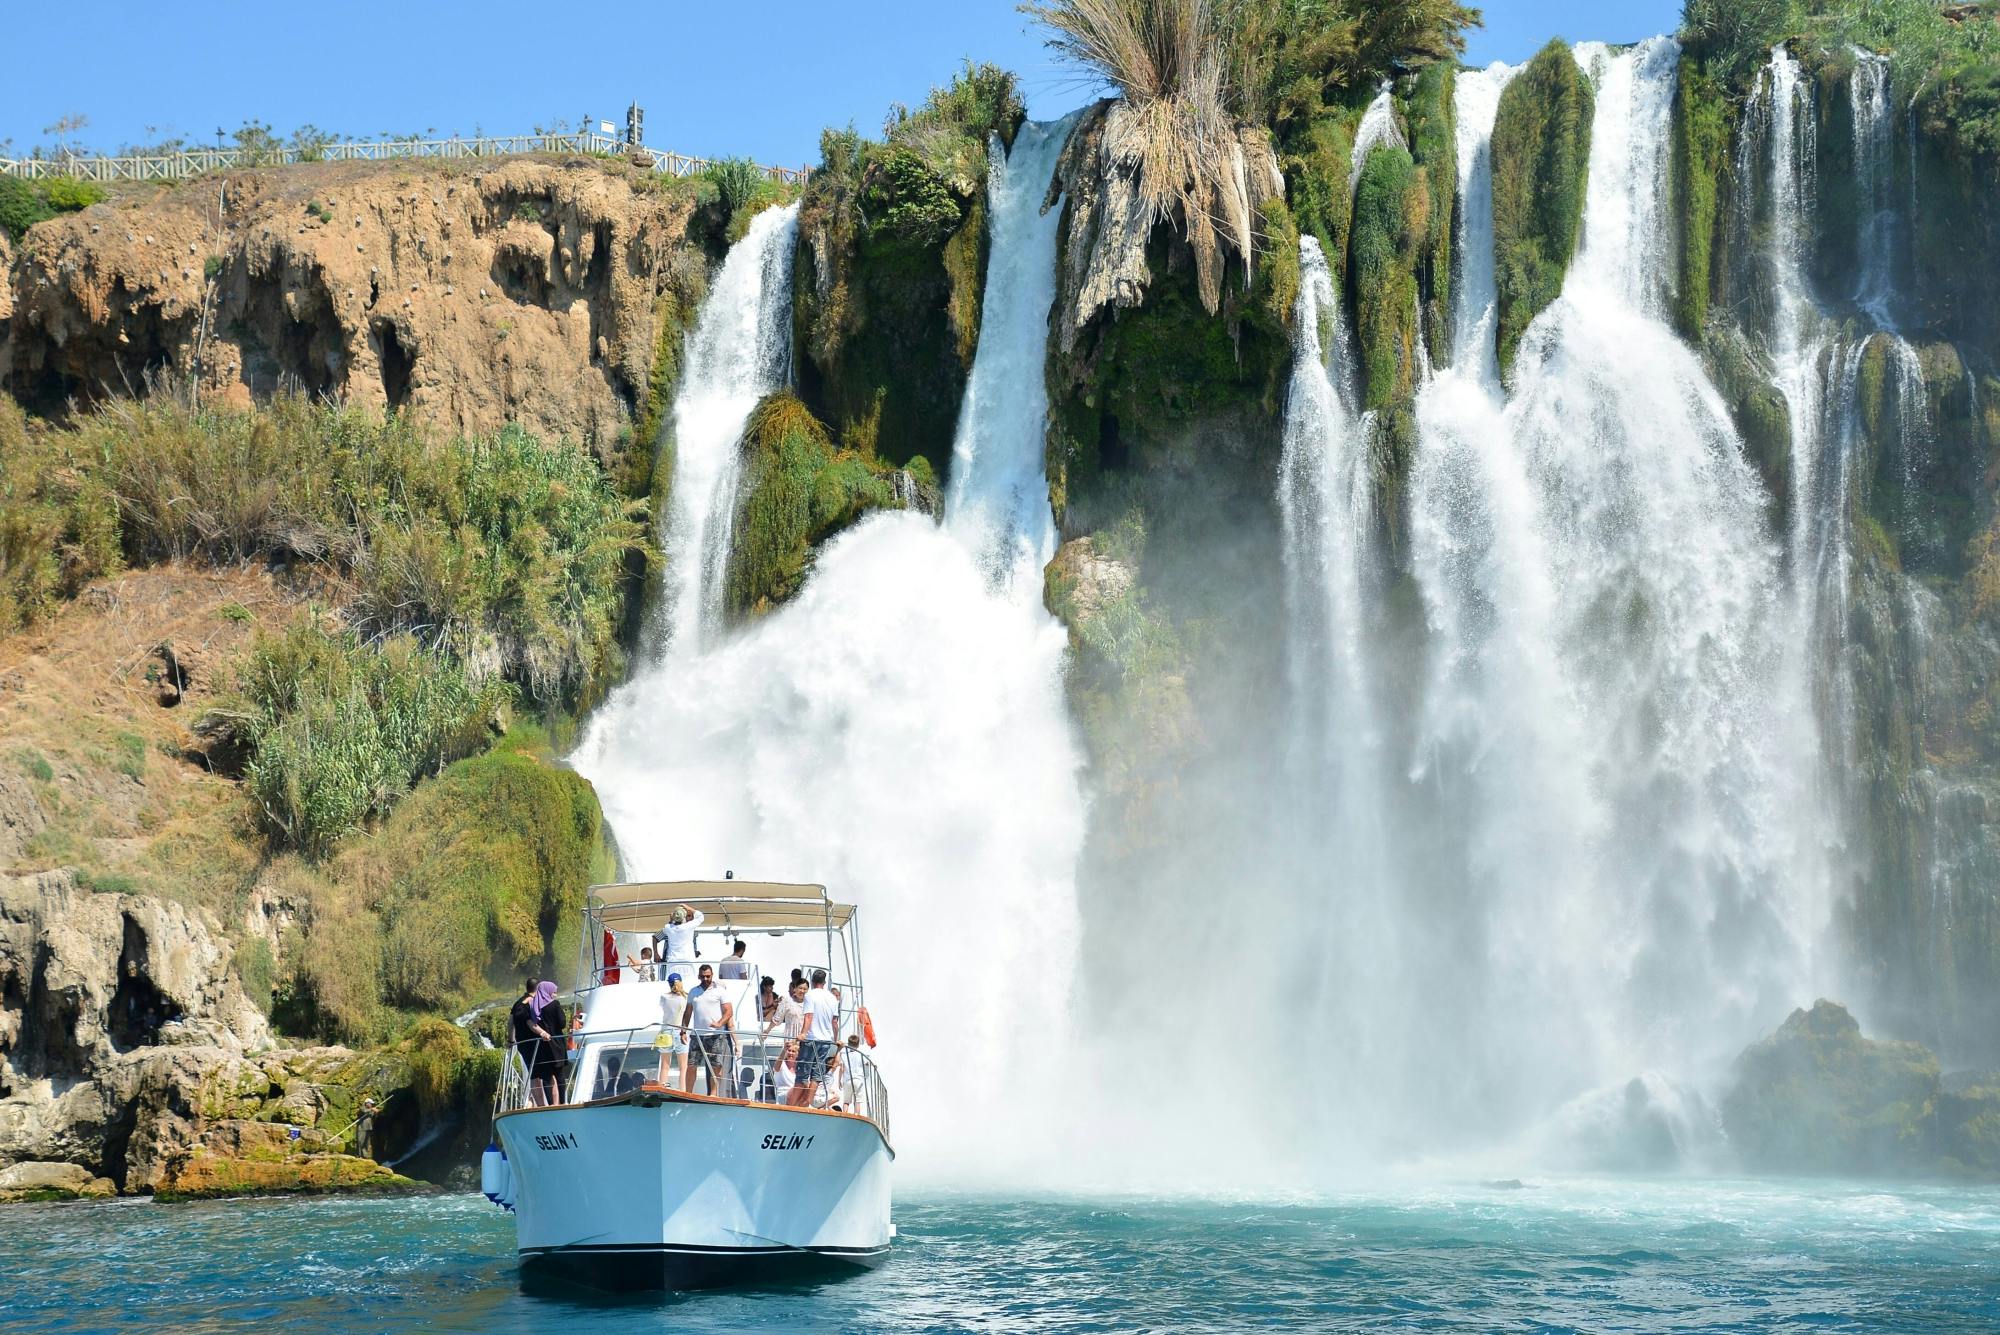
722,393,915,618
0,175,105,240
218,618,505,857
1350,144,1427,410
1400,59,1458,360
1671,57,1730,339
1679,0,1800,86
276,730,614,1041
1491,39,1594,380
29,396,647,705
795,63,1022,477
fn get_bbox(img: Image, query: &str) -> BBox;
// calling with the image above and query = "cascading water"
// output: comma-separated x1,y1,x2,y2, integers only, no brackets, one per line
653,203,799,653
942,119,1071,584
1275,236,1397,1115
1389,39,1836,1148
1348,83,1406,191
1851,49,1898,324
571,120,1084,1180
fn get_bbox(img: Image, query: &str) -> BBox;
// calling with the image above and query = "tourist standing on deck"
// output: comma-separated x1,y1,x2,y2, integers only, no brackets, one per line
513,980,565,1106
657,904,703,962
657,972,690,1087
684,964,735,1096
790,969,841,1108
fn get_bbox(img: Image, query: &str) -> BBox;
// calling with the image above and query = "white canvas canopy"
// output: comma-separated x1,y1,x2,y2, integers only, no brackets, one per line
587,880,855,934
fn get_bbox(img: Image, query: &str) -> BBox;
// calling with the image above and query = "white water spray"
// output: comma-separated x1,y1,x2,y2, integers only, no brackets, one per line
573,122,1084,1180
1391,40,1836,1144
1348,82,1406,191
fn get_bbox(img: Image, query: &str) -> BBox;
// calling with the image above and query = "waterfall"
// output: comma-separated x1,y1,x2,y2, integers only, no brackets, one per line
1447,63,1517,378
944,119,1071,586
1391,39,1835,1143
1851,49,1897,324
1348,83,1406,190
653,203,799,654
1276,236,1392,1115
572,120,1084,1180
1752,47,1854,742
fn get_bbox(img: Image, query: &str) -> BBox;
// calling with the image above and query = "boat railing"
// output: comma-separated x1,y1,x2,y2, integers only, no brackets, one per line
494,1024,890,1144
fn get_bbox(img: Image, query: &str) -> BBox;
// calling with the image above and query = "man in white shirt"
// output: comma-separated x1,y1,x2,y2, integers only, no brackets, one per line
683,963,734,1096
788,969,841,1108
657,904,703,962
717,938,751,979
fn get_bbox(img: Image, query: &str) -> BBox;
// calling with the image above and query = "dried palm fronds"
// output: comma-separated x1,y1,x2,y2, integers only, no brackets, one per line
1024,0,1257,312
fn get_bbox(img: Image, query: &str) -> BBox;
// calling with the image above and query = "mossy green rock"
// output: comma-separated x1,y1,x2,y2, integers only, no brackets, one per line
721,392,916,618
794,144,986,478
1399,61,1458,363
1721,999,1950,1176
1350,144,1427,411
348,743,615,1018
1671,55,1731,340
1491,39,1594,380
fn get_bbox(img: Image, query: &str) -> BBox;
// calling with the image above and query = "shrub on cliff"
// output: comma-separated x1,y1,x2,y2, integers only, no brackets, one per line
0,395,121,633
227,618,505,857
1491,38,1593,380
0,176,107,240
66,397,645,705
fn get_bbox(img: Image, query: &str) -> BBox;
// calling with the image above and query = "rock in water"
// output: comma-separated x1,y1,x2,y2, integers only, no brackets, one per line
1721,999,2000,1178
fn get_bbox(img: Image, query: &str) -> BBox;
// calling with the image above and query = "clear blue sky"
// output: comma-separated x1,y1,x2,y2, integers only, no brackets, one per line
0,1,1685,169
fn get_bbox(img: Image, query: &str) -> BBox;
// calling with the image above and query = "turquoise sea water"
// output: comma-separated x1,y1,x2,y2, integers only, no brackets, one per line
4,1178,1999,1331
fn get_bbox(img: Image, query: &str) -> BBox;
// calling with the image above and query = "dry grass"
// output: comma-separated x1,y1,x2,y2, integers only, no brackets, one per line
0,564,300,921
1024,0,1257,311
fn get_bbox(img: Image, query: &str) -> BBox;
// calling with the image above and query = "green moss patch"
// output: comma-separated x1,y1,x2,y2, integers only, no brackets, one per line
1350,144,1427,411
722,393,913,619
1491,39,1594,381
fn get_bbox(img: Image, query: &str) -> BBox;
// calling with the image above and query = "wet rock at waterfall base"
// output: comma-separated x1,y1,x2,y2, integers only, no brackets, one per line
0,871,450,1201
1721,1000,2000,1180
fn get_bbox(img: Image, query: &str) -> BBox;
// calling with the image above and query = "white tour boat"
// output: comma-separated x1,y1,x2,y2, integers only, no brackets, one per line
481,879,893,1289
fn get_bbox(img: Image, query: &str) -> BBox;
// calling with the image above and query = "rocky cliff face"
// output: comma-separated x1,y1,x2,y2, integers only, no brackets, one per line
0,868,433,1199
1,156,699,455
0,869,261,1186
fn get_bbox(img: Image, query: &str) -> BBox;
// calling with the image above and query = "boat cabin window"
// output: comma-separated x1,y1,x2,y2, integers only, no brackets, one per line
587,1043,660,1101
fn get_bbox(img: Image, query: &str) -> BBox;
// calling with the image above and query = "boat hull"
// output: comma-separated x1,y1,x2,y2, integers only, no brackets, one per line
495,1091,892,1291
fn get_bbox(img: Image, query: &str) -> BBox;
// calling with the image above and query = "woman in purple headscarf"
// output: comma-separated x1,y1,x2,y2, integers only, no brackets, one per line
510,978,567,1106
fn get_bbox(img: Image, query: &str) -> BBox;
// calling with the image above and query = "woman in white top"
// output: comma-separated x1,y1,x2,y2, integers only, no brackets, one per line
655,972,690,1087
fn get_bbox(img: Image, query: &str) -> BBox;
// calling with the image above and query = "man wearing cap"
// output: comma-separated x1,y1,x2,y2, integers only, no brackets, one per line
656,903,703,962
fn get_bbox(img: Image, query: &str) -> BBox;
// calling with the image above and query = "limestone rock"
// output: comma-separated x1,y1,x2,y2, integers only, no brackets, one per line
1,157,696,457
1047,101,1284,353
1718,999,2000,1178
0,870,270,1183
0,1159,115,1202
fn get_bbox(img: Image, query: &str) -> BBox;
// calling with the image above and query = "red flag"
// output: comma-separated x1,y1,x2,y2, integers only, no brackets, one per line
602,930,620,985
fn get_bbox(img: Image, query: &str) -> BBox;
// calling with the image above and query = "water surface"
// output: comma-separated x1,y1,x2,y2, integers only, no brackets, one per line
6,1177,1999,1331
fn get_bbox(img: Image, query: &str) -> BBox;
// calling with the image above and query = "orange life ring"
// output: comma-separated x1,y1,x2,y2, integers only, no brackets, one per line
859,1006,878,1048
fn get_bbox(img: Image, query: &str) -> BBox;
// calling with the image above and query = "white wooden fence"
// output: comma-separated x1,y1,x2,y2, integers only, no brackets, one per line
0,133,808,185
